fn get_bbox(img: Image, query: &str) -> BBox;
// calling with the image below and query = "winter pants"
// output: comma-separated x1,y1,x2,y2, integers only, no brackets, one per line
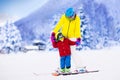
60,55,71,69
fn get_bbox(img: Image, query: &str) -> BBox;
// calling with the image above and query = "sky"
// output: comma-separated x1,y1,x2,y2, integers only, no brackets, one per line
0,0,49,25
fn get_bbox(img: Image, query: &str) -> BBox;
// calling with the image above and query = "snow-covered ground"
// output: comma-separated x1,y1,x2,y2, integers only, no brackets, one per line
0,46,120,80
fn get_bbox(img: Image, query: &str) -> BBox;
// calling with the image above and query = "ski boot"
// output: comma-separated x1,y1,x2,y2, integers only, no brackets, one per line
65,68,70,73
60,68,65,73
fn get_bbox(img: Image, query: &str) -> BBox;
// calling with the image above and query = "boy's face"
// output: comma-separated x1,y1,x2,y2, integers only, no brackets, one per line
58,34,64,41
59,34,63,39
59,37,64,41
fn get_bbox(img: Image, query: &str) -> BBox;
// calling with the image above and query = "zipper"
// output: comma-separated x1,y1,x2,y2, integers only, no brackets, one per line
67,21,71,38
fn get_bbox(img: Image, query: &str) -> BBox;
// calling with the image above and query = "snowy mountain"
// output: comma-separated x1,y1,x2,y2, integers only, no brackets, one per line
14,0,80,42
14,0,120,50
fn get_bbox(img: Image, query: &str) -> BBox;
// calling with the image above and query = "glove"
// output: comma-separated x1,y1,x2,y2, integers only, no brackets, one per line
51,32,55,37
51,32,56,42
76,41,80,46
76,38,81,46
77,38,81,42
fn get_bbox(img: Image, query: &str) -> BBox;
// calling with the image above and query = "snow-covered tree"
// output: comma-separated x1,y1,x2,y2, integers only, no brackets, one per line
75,1,120,50
0,26,6,50
76,6,97,50
46,14,61,51
1,20,22,53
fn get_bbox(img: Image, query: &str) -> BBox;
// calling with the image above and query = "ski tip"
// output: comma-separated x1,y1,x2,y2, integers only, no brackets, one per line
52,73,59,76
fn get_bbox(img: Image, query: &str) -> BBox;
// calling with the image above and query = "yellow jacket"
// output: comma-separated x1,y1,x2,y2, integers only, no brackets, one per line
53,14,81,39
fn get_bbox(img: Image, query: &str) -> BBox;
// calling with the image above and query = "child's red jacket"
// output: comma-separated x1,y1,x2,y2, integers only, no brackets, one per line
52,38,76,57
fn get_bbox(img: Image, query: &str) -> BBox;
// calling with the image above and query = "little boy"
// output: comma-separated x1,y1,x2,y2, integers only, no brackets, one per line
51,32,79,73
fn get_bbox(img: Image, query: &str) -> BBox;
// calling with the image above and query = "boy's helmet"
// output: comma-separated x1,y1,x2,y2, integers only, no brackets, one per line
56,32,64,41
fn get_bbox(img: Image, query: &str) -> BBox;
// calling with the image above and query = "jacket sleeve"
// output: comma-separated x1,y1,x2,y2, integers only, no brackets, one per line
52,42,58,48
67,39,76,45
75,15,81,39
53,15,64,34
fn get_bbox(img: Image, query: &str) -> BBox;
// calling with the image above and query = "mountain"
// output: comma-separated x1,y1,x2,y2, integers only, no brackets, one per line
14,0,120,46
14,0,80,42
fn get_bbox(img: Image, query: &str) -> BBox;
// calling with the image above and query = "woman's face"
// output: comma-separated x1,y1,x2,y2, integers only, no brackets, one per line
67,13,76,21
68,13,75,19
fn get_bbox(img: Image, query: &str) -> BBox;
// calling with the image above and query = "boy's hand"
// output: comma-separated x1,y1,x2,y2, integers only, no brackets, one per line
76,41,80,46
51,32,56,42
51,32,55,37
76,38,81,46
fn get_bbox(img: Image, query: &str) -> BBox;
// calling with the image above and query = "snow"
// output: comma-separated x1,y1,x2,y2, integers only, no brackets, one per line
0,46,120,80
0,0,120,80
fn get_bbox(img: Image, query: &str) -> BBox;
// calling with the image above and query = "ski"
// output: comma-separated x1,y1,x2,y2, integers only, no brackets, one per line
52,70,99,76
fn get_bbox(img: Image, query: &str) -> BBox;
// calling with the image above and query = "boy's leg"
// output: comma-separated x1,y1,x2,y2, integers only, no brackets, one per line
65,55,71,72
60,56,65,72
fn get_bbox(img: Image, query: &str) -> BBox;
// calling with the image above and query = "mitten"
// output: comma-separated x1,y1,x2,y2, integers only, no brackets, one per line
51,32,56,42
76,38,81,46
76,41,80,46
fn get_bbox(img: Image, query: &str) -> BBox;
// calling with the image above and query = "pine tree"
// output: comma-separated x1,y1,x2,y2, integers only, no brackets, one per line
76,6,98,50
46,14,61,51
2,20,22,53
0,26,6,50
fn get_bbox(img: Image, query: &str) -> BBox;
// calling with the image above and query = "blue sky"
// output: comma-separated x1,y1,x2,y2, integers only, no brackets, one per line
0,0,48,20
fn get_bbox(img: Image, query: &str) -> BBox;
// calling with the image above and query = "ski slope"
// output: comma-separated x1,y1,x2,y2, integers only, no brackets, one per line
0,46,120,80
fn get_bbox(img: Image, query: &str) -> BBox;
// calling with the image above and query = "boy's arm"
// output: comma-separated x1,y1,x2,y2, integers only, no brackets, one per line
68,39,80,46
51,33,58,48
52,42,58,48
67,39,76,45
